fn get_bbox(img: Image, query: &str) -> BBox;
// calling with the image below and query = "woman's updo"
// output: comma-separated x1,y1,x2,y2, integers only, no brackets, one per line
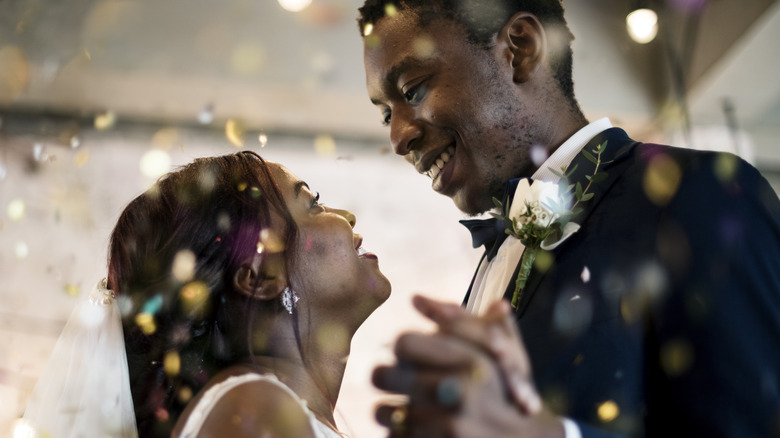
107,151,297,438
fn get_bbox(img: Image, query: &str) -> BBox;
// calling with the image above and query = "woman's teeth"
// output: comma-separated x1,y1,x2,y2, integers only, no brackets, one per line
427,146,455,179
357,247,367,256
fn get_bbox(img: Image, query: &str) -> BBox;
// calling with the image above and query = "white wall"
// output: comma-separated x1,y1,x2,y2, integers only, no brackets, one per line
0,121,482,437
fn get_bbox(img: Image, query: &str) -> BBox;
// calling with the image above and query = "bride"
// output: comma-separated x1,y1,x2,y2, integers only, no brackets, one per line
22,151,391,438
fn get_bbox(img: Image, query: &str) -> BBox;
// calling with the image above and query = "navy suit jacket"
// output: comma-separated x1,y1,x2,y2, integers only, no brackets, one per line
467,128,780,437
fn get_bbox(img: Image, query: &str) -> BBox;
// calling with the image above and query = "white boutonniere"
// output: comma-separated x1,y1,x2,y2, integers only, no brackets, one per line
493,142,611,309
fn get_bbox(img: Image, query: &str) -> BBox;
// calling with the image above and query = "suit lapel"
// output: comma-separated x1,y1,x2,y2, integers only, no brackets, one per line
505,128,640,316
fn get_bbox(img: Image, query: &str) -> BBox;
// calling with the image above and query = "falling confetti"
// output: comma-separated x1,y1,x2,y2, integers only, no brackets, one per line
180,281,210,316
64,284,80,297
643,154,681,206
225,119,245,147
7,199,25,221
230,44,266,76
260,228,285,253
384,3,398,16
140,149,171,179
597,400,619,422
314,134,336,156
363,23,374,36
172,250,196,282
135,313,156,335
581,266,591,283
198,104,214,125
14,241,28,259
0,45,30,101
258,132,268,147
0,159,6,180
70,136,81,148
660,338,694,376
94,111,116,130
178,386,193,403
74,149,90,168
33,143,48,162
412,36,434,57
278,0,312,12
151,127,180,150
163,351,181,376
531,144,548,167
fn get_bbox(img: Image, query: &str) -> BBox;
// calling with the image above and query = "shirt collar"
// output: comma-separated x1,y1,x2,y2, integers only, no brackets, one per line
532,117,612,183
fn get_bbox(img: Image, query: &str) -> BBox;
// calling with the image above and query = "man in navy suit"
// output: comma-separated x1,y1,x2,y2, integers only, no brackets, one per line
359,0,780,436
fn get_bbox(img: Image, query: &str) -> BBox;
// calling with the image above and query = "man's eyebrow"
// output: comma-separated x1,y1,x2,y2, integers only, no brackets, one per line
293,181,309,197
370,56,426,105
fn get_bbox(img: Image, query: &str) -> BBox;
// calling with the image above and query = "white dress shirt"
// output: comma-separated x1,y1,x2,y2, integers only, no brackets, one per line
464,118,613,438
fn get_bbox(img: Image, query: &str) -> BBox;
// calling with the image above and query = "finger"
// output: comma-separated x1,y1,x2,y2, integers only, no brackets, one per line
394,332,481,369
412,294,468,325
373,362,464,408
376,403,455,438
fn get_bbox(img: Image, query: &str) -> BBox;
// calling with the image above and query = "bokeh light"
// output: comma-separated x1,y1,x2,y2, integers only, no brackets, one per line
14,242,28,259
94,111,116,130
140,149,172,179
172,250,196,282
597,400,620,422
8,199,25,221
626,8,658,44
643,154,681,206
258,132,268,147
163,351,181,376
230,44,266,76
225,119,245,147
278,0,312,12
314,134,336,156
0,45,30,102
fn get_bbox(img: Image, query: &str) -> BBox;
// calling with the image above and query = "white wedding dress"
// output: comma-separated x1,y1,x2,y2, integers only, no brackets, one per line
178,373,343,438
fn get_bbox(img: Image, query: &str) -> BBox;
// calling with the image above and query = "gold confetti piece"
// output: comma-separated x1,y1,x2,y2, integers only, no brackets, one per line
225,119,245,147
256,242,265,254
178,386,193,403
64,284,80,297
14,241,28,259
151,127,180,150
7,199,25,221
597,400,619,422
237,182,248,192
643,154,681,206
94,111,116,130
314,134,336,156
316,322,349,354
412,36,434,57
384,3,398,16
70,136,80,148
172,250,196,282
259,228,285,253
0,45,30,102
74,149,90,168
363,23,374,36
198,105,214,124
258,132,268,147
660,338,694,376
278,0,312,12
364,34,381,48
230,44,266,76
135,313,156,335
140,149,171,179
163,351,181,376
180,281,210,316
714,153,738,184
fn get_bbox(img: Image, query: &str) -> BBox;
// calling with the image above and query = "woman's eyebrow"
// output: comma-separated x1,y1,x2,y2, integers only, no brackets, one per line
294,181,310,198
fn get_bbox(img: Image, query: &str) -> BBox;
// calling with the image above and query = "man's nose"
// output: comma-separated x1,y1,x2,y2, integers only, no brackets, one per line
390,107,422,156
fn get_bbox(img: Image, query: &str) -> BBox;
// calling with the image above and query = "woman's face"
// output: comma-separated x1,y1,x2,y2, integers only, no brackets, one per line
268,162,391,330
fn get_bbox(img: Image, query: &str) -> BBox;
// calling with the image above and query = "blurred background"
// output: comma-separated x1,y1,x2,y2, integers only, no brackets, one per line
0,0,778,436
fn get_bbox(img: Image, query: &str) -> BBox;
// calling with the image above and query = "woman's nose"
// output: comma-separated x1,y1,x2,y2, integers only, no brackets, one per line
326,206,356,228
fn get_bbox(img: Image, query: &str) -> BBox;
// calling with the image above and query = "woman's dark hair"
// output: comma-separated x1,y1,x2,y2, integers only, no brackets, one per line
357,0,577,105
107,151,297,438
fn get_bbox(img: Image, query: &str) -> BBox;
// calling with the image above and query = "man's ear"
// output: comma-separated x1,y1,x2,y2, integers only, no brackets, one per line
499,12,546,84
232,252,287,301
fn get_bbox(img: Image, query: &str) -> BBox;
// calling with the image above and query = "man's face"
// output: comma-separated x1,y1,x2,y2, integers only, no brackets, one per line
364,11,538,215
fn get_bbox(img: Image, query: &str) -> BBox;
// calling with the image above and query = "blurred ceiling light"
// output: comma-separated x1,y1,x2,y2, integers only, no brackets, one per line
279,0,312,12
626,8,658,44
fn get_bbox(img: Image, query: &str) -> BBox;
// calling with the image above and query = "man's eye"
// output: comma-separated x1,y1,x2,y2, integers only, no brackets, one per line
381,111,391,127
403,82,426,104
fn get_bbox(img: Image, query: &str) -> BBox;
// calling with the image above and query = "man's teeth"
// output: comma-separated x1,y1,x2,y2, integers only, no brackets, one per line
357,247,367,256
427,146,455,179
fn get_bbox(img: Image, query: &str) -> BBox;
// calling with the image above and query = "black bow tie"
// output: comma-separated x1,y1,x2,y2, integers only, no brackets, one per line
459,178,526,261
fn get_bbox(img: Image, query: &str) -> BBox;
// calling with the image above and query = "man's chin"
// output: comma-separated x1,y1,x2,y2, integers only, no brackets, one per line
450,191,492,216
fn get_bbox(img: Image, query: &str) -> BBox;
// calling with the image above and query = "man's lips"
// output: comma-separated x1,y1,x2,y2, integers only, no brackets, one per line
420,145,455,180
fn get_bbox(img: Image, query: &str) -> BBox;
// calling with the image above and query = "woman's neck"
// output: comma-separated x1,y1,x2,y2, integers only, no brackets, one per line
248,348,349,430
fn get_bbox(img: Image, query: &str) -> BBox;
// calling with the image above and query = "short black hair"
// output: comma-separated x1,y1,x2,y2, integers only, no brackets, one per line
357,0,577,104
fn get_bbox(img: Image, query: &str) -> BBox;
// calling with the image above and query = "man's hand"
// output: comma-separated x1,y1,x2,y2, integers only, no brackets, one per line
372,296,565,438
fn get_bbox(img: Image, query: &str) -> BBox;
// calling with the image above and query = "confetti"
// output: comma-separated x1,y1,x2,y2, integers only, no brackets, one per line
180,281,210,316
230,44,266,76
225,119,245,147
412,36,434,58
151,127,180,149
64,284,80,296
197,104,214,125
384,3,398,16
259,228,285,253
643,154,681,206
363,23,374,36
581,266,591,283
172,250,196,282
597,400,619,422
7,199,25,221
163,351,181,376
74,149,90,168
33,143,48,162
0,159,6,180
140,149,171,179
314,134,336,156
258,132,268,147
14,241,28,259
94,111,116,130
278,0,312,12
135,313,156,335
0,45,30,101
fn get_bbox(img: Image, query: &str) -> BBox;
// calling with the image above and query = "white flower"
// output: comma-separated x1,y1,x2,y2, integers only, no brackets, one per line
507,178,580,250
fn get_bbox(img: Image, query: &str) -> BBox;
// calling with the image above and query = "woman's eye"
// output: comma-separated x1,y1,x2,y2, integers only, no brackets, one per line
310,192,321,209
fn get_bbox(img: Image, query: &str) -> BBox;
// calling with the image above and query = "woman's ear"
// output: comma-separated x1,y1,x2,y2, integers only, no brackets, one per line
499,12,547,84
232,252,287,301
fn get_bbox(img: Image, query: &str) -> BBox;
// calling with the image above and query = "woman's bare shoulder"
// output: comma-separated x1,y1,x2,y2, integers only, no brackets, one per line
174,369,316,438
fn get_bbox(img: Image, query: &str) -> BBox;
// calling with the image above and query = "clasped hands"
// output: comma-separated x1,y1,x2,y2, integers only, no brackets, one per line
373,296,565,438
